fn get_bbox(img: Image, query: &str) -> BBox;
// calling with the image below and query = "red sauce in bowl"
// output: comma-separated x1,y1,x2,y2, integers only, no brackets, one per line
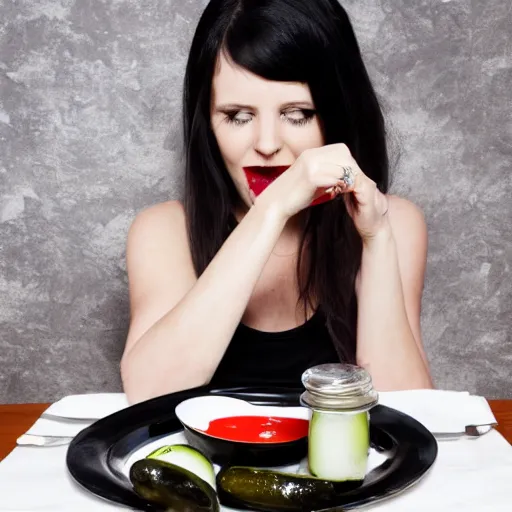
201,415,309,444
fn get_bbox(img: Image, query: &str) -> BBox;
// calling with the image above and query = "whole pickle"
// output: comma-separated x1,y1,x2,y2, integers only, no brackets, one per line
217,466,362,511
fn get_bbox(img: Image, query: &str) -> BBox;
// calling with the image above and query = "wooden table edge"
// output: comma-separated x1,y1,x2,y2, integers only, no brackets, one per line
0,399,511,462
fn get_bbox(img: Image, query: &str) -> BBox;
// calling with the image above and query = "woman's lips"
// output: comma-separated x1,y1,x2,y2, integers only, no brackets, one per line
243,165,331,207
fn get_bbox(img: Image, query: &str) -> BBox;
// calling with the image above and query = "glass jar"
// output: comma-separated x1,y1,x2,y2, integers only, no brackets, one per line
300,363,378,481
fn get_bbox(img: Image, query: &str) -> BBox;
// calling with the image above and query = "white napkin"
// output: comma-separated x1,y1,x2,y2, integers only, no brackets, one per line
0,389,508,512
377,389,497,434
16,393,130,443
43,393,130,420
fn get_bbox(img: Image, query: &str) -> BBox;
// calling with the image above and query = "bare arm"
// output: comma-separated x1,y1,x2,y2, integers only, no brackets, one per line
120,200,286,404
355,195,434,390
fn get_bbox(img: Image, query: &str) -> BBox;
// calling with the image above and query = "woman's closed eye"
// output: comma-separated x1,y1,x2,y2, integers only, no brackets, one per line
282,108,316,126
224,110,253,126
223,108,317,127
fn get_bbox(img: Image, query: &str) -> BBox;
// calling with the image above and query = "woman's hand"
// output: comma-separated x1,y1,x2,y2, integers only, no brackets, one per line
256,143,389,242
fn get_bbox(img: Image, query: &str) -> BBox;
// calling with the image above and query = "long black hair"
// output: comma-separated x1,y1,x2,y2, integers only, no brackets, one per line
182,0,389,363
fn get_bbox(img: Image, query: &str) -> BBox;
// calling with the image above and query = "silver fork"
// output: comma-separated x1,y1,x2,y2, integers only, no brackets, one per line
16,414,94,447
434,423,496,440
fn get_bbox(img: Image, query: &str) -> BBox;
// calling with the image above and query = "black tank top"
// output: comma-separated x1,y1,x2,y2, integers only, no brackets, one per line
209,309,340,389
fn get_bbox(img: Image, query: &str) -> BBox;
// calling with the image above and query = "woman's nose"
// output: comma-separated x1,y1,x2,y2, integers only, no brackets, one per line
253,117,282,158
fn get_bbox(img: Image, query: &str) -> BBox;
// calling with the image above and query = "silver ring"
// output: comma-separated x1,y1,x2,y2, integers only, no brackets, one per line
340,166,355,187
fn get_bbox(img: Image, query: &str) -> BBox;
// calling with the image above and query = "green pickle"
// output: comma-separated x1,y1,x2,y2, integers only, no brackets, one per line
129,458,219,511
217,466,362,512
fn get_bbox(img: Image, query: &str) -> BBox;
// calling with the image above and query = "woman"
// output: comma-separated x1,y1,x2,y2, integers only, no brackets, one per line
120,0,433,404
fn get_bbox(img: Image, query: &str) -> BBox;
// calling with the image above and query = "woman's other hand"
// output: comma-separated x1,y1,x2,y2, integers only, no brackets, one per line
256,143,389,243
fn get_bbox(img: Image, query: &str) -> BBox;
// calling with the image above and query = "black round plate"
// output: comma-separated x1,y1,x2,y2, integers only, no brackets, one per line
66,386,437,511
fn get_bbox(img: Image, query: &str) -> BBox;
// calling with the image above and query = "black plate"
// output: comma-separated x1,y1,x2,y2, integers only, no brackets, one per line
66,386,437,511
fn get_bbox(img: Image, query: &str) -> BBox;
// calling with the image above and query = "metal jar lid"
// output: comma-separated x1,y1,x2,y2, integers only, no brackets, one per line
300,363,379,412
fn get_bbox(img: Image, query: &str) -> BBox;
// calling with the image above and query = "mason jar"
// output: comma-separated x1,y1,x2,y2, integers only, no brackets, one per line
300,363,378,481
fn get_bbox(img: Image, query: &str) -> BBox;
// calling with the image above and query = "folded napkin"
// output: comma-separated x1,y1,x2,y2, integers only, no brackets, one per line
377,389,497,434
43,392,130,420
0,389,508,512
15,393,129,445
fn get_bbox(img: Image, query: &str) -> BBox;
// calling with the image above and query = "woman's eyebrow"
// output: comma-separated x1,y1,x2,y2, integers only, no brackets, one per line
280,101,315,109
215,103,253,111
214,101,315,111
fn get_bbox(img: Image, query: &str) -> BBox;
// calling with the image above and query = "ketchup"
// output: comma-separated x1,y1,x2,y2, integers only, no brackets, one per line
202,415,309,443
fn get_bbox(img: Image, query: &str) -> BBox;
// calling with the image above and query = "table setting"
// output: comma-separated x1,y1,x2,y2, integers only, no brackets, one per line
0,383,511,511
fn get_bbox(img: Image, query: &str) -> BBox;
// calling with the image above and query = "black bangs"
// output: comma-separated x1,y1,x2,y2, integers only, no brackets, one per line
222,0,332,83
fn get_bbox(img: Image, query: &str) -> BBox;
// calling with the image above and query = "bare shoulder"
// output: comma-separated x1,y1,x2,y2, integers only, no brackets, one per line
128,200,187,245
126,199,194,289
386,194,427,248
387,194,426,228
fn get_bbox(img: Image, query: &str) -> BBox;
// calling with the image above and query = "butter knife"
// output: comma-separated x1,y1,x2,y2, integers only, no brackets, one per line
16,434,75,447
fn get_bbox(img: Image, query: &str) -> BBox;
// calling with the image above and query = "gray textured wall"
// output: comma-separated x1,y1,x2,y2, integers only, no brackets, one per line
0,0,510,403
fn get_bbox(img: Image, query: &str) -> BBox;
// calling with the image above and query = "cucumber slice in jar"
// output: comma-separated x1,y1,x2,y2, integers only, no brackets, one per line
300,363,378,482
146,444,216,490
308,410,370,481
